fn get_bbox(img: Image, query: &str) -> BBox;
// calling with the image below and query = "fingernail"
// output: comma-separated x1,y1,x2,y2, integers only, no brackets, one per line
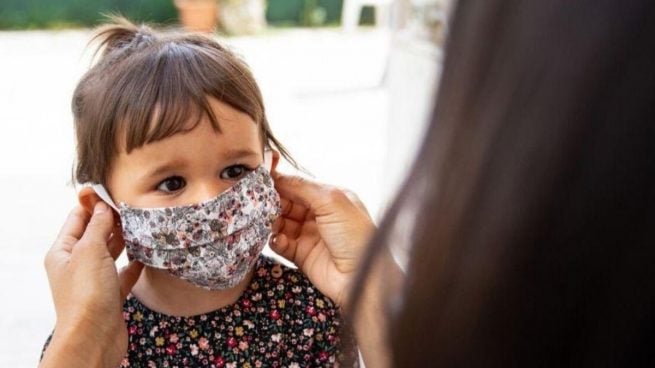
270,235,277,245
94,202,108,214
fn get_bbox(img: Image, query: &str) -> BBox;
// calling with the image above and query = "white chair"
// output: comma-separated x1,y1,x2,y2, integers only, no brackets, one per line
342,0,394,31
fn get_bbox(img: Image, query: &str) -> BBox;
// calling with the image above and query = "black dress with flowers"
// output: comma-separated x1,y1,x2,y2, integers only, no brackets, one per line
41,256,358,367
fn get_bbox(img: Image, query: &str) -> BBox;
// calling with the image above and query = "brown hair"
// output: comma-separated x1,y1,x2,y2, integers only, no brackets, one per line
350,0,655,366
73,15,297,185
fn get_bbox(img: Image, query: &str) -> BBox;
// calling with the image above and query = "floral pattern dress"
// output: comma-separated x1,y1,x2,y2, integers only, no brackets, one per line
41,256,358,367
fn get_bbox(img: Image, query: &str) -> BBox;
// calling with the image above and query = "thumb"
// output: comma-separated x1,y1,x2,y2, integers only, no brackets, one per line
76,202,115,255
119,261,144,301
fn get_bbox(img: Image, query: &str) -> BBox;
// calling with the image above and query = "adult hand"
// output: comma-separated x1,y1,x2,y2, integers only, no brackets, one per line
270,172,376,308
40,203,143,368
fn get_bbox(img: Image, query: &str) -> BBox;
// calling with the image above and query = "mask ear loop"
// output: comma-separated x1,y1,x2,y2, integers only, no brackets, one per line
91,184,120,212
264,150,273,172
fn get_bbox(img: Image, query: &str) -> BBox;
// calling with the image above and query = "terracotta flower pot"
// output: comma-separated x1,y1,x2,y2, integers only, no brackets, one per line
174,0,219,33
219,0,267,35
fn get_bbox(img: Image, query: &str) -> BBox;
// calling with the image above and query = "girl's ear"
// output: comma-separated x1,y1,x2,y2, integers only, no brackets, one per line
78,187,103,215
270,150,281,172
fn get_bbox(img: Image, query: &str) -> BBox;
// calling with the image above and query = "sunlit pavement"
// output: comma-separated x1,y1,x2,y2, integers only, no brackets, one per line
0,28,390,366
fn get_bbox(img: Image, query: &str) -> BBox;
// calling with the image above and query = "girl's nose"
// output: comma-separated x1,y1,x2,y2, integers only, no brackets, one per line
190,180,231,204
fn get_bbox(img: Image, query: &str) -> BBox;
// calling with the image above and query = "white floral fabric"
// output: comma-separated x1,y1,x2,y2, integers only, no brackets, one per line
119,166,280,290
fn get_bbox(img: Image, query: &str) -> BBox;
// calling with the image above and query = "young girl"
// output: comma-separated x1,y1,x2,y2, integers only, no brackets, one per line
41,17,357,367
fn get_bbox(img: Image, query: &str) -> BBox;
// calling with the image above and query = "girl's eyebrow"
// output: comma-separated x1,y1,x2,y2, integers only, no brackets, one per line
222,148,260,160
141,149,259,181
142,159,187,181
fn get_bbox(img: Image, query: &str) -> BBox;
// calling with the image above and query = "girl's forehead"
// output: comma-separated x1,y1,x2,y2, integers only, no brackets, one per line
110,114,263,185
115,96,263,155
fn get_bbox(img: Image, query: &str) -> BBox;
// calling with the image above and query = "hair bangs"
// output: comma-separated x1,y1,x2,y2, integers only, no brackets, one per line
114,42,226,153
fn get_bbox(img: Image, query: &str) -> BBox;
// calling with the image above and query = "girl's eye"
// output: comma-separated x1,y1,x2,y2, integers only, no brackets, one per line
220,165,251,180
157,176,186,193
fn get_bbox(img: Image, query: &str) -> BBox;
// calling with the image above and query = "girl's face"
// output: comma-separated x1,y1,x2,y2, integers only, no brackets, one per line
106,97,266,208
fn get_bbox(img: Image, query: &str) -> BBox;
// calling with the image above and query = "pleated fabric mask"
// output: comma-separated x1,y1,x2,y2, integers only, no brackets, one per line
92,153,280,290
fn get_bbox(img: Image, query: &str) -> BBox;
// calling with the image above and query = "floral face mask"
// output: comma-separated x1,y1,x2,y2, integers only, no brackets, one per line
92,157,280,290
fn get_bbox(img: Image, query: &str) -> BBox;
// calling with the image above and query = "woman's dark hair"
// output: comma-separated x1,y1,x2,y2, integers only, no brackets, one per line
73,15,297,185
351,0,655,366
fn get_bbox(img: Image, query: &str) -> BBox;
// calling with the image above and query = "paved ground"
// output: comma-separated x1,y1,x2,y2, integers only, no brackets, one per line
0,28,392,366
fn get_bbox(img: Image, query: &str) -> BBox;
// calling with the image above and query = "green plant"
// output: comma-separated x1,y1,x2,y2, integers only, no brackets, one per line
301,0,327,27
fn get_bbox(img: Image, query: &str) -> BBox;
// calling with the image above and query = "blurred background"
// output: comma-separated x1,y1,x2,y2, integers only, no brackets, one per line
0,0,450,365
